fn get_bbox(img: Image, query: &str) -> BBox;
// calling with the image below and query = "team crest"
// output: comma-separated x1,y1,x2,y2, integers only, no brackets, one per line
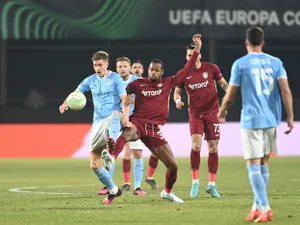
106,79,113,86
202,72,208,79
157,83,162,87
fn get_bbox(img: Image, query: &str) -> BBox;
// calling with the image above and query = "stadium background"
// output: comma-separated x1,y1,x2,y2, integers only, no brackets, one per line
0,0,299,158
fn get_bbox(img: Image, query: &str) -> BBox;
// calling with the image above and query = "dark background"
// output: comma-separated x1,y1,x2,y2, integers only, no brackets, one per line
1,0,299,123
1,39,299,123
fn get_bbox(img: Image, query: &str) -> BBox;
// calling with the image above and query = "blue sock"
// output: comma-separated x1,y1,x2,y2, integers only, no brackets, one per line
134,158,144,189
253,165,270,209
261,165,269,186
247,164,269,209
109,163,116,178
109,114,121,141
93,166,116,190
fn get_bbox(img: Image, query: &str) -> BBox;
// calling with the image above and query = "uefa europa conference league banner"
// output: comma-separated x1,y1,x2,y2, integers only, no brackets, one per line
1,0,300,40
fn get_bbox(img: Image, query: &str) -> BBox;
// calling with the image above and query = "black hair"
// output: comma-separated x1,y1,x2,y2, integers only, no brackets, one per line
246,27,264,46
186,42,196,50
132,60,143,65
150,59,164,69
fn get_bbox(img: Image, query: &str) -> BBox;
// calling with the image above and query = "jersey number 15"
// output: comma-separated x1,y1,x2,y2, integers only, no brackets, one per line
251,68,274,96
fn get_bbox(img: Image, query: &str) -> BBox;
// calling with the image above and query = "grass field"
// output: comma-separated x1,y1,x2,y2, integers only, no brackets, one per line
0,157,299,225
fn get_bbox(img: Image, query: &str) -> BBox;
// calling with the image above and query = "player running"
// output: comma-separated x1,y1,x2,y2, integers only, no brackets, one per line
218,27,294,222
59,51,129,204
131,59,160,190
174,39,228,198
102,34,203,203
97,56,147,195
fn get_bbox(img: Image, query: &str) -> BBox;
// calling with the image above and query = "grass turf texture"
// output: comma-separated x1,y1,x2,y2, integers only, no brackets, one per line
0,157,299,225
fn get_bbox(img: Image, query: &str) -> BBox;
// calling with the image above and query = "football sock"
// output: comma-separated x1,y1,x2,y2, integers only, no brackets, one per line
208,152,218,186
164,168,177,193
147,155,158,178
123,159,131,184
247,164,270,213
93,166,117,191
190,149,200,181
134,158,144,189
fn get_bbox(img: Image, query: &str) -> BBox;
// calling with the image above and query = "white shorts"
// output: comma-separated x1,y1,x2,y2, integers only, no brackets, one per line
89,118,111,152
241,128,277,160
129,139,146,150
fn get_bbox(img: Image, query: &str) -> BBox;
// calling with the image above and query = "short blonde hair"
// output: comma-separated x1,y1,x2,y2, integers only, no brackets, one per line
91,51,109,61
116,56,131,65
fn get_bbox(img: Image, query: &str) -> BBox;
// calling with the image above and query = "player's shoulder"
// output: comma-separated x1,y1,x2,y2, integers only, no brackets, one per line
262,53,283,64
202,61,220,70
130,74,140,81
109,71,122,79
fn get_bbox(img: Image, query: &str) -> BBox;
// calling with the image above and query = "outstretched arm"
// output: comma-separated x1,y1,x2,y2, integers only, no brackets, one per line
173,34,202,86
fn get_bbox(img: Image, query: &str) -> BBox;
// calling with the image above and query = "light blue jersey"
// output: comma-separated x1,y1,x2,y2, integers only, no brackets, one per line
120,74,140,115
230,52,287,129
77,71,126,124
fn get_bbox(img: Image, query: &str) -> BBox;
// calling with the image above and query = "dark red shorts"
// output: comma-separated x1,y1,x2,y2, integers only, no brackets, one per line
189,112,220,140
130,119,168,151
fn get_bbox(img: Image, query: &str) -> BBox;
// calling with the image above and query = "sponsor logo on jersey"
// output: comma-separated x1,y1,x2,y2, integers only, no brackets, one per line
142,89,162,96
188,80,209,90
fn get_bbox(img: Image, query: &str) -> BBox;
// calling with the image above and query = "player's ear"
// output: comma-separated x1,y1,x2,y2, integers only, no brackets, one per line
261,40,265,48
245,40,249,47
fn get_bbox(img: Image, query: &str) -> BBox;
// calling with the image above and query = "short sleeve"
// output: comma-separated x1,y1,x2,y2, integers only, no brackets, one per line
229,61,241,86
213,64,223,81
77,77,91,93
172,69,187,88
276,59,287,80
115,75,127,96
126,80,137,94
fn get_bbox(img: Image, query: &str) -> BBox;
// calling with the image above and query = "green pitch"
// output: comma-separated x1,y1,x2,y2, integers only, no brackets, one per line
0,157,299,225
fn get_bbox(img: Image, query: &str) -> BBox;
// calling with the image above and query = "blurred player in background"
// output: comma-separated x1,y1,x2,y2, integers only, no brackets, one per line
174,40,228,198
131,59,160,190
218,27,294,222
102,34,203,203
98,57,147,196
131,60,144,77
59,51,129,204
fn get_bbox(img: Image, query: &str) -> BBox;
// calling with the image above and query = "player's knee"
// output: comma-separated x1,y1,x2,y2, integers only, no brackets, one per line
192,142,201,151
123,149,132,160
167,160,178,171
208,140,218,153
133,150,142,159
90,161,100,170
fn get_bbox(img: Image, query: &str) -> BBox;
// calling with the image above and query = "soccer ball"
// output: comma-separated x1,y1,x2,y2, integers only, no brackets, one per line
66,92,87,111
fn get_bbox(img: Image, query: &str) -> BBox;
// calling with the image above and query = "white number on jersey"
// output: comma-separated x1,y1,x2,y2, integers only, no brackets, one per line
251,68,274,96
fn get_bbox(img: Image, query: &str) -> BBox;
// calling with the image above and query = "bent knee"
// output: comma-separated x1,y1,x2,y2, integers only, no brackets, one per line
90,161,101,171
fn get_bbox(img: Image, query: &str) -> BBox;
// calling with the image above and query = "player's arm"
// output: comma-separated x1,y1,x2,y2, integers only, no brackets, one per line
277,61,294,134
173,34,202,86
217,77,229,92
173,87,184,110
115,76,130,123
59,77,90,114
218,60,240,122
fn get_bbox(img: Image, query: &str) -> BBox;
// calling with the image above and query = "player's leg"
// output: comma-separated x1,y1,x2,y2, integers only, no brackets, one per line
90,120,122,204
189,114,204,198
203,113,220,197
101,122,139,169
152,143,183,203
131,142,147,195
242,129,271,222
122,143,132,190
145,125,161,189
132,150,145,194
145,154,159,190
